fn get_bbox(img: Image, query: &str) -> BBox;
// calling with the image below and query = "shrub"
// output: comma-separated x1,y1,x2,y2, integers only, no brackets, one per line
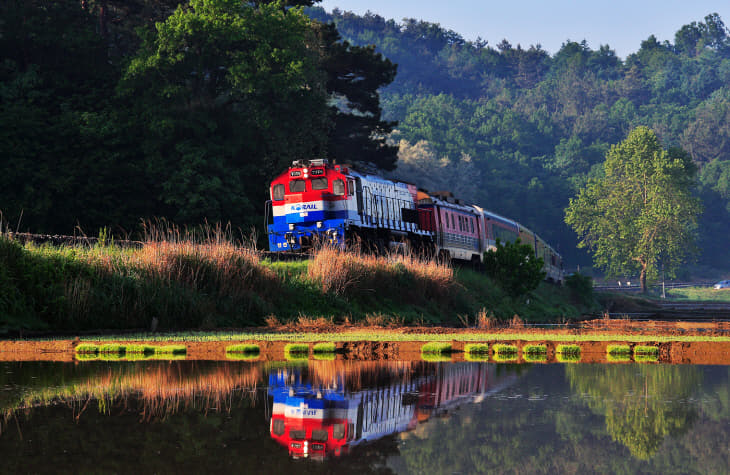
483,239,545,298
565,273,594,303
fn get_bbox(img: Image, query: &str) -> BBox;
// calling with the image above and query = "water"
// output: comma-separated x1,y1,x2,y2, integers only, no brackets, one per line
0,360,727,474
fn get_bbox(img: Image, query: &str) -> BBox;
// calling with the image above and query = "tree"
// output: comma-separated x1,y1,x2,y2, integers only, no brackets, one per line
316,22,399,170
483,239,545,298
565,127,701,292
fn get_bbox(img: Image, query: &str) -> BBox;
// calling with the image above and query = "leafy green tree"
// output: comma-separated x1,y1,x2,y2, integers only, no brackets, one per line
120,0,330,226
483,239,545,298
565,127,701,291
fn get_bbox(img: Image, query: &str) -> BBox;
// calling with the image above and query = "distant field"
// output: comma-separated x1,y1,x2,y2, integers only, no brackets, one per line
666,287,730,301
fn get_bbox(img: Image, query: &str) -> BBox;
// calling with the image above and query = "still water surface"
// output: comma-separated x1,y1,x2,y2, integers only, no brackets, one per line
0,360,728,474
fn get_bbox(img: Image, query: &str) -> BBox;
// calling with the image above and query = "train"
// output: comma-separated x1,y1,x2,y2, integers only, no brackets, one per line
267,363,517,460
265,159,563,282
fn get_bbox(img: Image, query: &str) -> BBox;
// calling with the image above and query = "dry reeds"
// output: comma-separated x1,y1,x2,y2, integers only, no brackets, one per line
306,246,454,301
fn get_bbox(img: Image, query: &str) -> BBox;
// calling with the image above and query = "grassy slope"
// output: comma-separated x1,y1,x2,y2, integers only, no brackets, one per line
0,236,599,334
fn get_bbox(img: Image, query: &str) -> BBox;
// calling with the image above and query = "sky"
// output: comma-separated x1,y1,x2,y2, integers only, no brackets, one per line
318,0,730,59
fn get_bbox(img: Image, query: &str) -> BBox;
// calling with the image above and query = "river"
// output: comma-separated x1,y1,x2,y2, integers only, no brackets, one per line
0,360,727,473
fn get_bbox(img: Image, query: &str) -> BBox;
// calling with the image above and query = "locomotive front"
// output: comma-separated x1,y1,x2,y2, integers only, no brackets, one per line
267,159,351,251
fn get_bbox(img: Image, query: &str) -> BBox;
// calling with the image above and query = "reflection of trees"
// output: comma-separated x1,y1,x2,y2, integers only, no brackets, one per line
565,365,701,460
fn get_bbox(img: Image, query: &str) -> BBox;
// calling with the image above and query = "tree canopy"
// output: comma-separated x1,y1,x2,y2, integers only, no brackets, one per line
565,127,701,291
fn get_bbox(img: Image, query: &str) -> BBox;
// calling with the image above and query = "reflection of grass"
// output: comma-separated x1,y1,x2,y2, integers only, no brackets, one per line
99,352,125,361
313,352,336,361
464,352,489,362
125,344,155,355
76,352,99,361
155,345,187,356
522,354,547,363
635,353,659,363
634,345,659,363
285,343,309,360
556,344,581,363
421,352,452,362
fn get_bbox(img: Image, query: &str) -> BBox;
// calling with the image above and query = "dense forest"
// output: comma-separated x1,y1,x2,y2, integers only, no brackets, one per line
2,1,730,273
306,8,730,271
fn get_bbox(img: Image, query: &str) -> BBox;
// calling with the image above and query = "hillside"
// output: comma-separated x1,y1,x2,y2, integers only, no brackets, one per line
307,7,730,272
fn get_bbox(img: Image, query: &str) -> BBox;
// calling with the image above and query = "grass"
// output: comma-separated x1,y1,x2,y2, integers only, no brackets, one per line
556,344,581,363
125,344,155,355
421,342,453,354
665,286,730,301
464,343,489,354
75,343,99,354
99,343,125,354
0,228,596,334
225,343,260,360
312,342,336,353
522,344,547,354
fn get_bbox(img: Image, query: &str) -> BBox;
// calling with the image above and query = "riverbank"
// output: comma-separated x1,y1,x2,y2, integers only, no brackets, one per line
1,320,729,365
0,233,599,334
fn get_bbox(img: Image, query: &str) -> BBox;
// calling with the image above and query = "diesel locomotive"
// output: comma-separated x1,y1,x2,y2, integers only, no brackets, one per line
266,159,563,282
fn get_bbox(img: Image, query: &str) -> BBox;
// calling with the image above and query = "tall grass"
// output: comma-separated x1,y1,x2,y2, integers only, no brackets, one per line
307,246,455,302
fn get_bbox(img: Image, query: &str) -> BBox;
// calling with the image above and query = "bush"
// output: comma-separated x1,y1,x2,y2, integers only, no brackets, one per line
483,239,545,298
565,272,593,303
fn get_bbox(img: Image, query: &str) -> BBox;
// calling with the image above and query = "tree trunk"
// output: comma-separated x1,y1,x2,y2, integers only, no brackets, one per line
640,264,647,293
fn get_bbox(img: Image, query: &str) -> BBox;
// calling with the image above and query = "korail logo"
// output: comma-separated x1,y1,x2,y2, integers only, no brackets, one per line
290,203,317,212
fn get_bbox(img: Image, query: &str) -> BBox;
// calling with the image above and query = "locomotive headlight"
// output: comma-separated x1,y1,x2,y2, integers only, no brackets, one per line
317,221,323,228
289,223,295,230
303,168,308,173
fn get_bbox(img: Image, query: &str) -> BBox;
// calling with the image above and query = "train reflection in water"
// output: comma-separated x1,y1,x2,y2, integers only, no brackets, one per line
268,363,517,460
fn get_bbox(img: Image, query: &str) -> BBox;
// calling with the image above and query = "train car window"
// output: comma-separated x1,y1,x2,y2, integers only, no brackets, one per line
290,429,306,440
333,179,345,195
272,184,285,201
289,180,306,192
347,179,355,196
471,218,475,233
451,214,455,229
311,177,328,190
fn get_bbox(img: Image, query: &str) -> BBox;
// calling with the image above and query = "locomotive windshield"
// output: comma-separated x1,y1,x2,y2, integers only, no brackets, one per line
290,180,306,192
311,177,328,190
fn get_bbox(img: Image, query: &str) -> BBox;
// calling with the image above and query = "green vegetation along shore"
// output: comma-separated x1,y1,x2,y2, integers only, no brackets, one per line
0,233,599,335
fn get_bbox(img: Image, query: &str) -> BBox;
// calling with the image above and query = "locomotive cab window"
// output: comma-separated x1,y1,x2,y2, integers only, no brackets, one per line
312,177,328,190
272,184,285,201
333,179,345,196
290,180,306,193
347,179,355,196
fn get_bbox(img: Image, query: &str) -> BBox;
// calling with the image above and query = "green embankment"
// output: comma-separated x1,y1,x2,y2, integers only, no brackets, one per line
0,235,600,334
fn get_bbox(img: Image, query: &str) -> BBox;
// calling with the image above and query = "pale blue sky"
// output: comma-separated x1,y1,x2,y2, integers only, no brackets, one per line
319,0,730,58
